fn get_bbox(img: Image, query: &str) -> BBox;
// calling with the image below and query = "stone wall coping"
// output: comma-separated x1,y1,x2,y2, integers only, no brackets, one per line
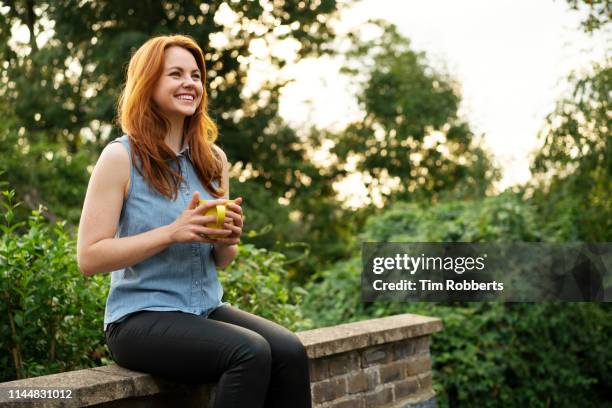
0,313,442,407
296,313,443,359
0,364,212,408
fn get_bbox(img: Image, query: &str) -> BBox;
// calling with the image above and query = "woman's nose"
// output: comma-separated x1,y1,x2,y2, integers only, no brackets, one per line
181,75,197,86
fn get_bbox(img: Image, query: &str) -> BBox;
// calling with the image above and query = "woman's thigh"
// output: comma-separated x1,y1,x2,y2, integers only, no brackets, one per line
105,310,270,384
208,304,308,366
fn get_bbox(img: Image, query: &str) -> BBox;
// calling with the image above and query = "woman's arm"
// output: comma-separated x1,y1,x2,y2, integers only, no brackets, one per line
212,145,239,269
77,143,175,276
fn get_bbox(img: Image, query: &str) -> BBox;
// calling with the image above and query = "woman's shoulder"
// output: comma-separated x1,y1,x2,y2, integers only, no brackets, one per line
97,137,131,199
103,135,131,162
102,141,130,163
108,134,131,150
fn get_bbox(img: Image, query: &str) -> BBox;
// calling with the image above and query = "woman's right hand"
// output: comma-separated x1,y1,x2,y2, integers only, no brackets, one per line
166,191,232,244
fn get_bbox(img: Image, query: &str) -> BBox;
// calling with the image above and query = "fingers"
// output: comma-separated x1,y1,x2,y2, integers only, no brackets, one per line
198,235,233,245
227,197,243,212
194,225,232,237
223,210,243,227
226,204,243,215
190,197,243,222
205,221,241,245
193,198,228,214
192,215,228,225
222,222,242,234
188,191,200,210
211,235,240,245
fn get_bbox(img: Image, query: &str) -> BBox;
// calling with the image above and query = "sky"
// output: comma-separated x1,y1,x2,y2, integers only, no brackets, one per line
276,0,610,201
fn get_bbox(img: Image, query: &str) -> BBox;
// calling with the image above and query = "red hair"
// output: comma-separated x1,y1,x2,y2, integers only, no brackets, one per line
116,34,224,200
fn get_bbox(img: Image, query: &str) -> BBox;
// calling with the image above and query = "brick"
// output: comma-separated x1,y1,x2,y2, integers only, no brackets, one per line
309,358,329,382
418,372,433,392
392,338,417,360
405,355,431,377
379,360,405,383
364,386,394,407
312,377,347,403
362,345,393,367
415,336,430,354
394,377,419,399
364,367,379,390
331,377,348,401
329,351,361,376
346,371,368,394
310,380,333,404
329,397,365,408
312,380,334,404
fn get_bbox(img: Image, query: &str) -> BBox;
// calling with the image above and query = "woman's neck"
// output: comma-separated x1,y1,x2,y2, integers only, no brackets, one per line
164,117,186,154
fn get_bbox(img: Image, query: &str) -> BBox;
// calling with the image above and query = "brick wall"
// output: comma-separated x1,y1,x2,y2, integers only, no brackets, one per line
308,336,434,407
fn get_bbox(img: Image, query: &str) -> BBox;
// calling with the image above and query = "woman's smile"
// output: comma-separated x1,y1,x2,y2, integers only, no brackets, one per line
175,94,195,103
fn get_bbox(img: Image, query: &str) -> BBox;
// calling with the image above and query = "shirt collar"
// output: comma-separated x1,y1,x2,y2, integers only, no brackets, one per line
177,143,192,162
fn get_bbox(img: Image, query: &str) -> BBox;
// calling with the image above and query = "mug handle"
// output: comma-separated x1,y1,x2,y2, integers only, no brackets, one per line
216,204,226,226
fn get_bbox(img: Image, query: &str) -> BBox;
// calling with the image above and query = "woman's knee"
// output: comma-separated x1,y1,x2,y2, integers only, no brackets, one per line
233,332,272,368
275,332,308,365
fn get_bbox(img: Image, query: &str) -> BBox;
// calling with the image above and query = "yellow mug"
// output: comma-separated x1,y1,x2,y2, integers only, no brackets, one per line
199,199,236,238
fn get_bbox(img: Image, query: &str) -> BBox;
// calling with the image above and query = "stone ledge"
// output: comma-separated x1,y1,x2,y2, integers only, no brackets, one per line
0,313,442,407
298,313,442,359
0,364,214,407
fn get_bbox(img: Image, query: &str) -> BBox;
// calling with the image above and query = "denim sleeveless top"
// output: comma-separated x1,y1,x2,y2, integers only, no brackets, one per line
103,134,229,331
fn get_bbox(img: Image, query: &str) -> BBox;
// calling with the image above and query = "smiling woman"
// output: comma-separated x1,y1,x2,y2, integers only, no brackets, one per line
76,34,311,408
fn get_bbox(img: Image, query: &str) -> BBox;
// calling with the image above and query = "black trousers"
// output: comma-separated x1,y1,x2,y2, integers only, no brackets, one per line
105,304,312,407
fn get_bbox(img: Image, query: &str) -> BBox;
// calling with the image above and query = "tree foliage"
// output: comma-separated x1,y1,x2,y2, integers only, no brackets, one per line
0,0,349,228
330,20,500,206
302,194,612,407
563,0,611,33
526,60,611,241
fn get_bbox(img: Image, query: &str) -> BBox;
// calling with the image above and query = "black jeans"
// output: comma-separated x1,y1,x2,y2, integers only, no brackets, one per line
105,304,312,408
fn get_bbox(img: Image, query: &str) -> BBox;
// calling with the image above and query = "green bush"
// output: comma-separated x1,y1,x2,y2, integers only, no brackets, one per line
220,243,311,332
302,193,612,407
1,188,309,382
0,190,109,382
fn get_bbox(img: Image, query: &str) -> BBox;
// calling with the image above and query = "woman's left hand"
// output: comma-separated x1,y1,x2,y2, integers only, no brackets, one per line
213,197,244,246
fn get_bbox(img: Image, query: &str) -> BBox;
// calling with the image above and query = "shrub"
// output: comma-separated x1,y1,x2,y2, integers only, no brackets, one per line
0,190,109,382
302,193,612,407
219,243,311,332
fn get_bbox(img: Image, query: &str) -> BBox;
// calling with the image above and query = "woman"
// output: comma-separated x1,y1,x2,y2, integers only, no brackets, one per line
76,34,311,407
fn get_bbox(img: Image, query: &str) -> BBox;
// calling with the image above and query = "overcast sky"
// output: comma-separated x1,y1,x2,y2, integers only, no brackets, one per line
278,0,610,197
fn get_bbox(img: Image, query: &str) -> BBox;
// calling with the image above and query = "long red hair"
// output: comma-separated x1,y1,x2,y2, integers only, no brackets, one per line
116,34,225,200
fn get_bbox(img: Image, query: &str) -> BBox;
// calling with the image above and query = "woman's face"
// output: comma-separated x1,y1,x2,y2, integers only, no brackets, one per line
152,46,203,122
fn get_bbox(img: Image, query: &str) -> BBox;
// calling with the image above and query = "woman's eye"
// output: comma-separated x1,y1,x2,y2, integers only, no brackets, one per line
170,72,180,77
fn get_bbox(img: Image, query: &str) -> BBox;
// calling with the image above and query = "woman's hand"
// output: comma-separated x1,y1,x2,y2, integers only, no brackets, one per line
166,191,232,244
213,197,244,246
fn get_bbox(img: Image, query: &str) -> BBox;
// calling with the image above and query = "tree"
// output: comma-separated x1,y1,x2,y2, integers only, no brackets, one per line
527,60,611,241
329,20,499,207
0,0,350,227
563,0,611,33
